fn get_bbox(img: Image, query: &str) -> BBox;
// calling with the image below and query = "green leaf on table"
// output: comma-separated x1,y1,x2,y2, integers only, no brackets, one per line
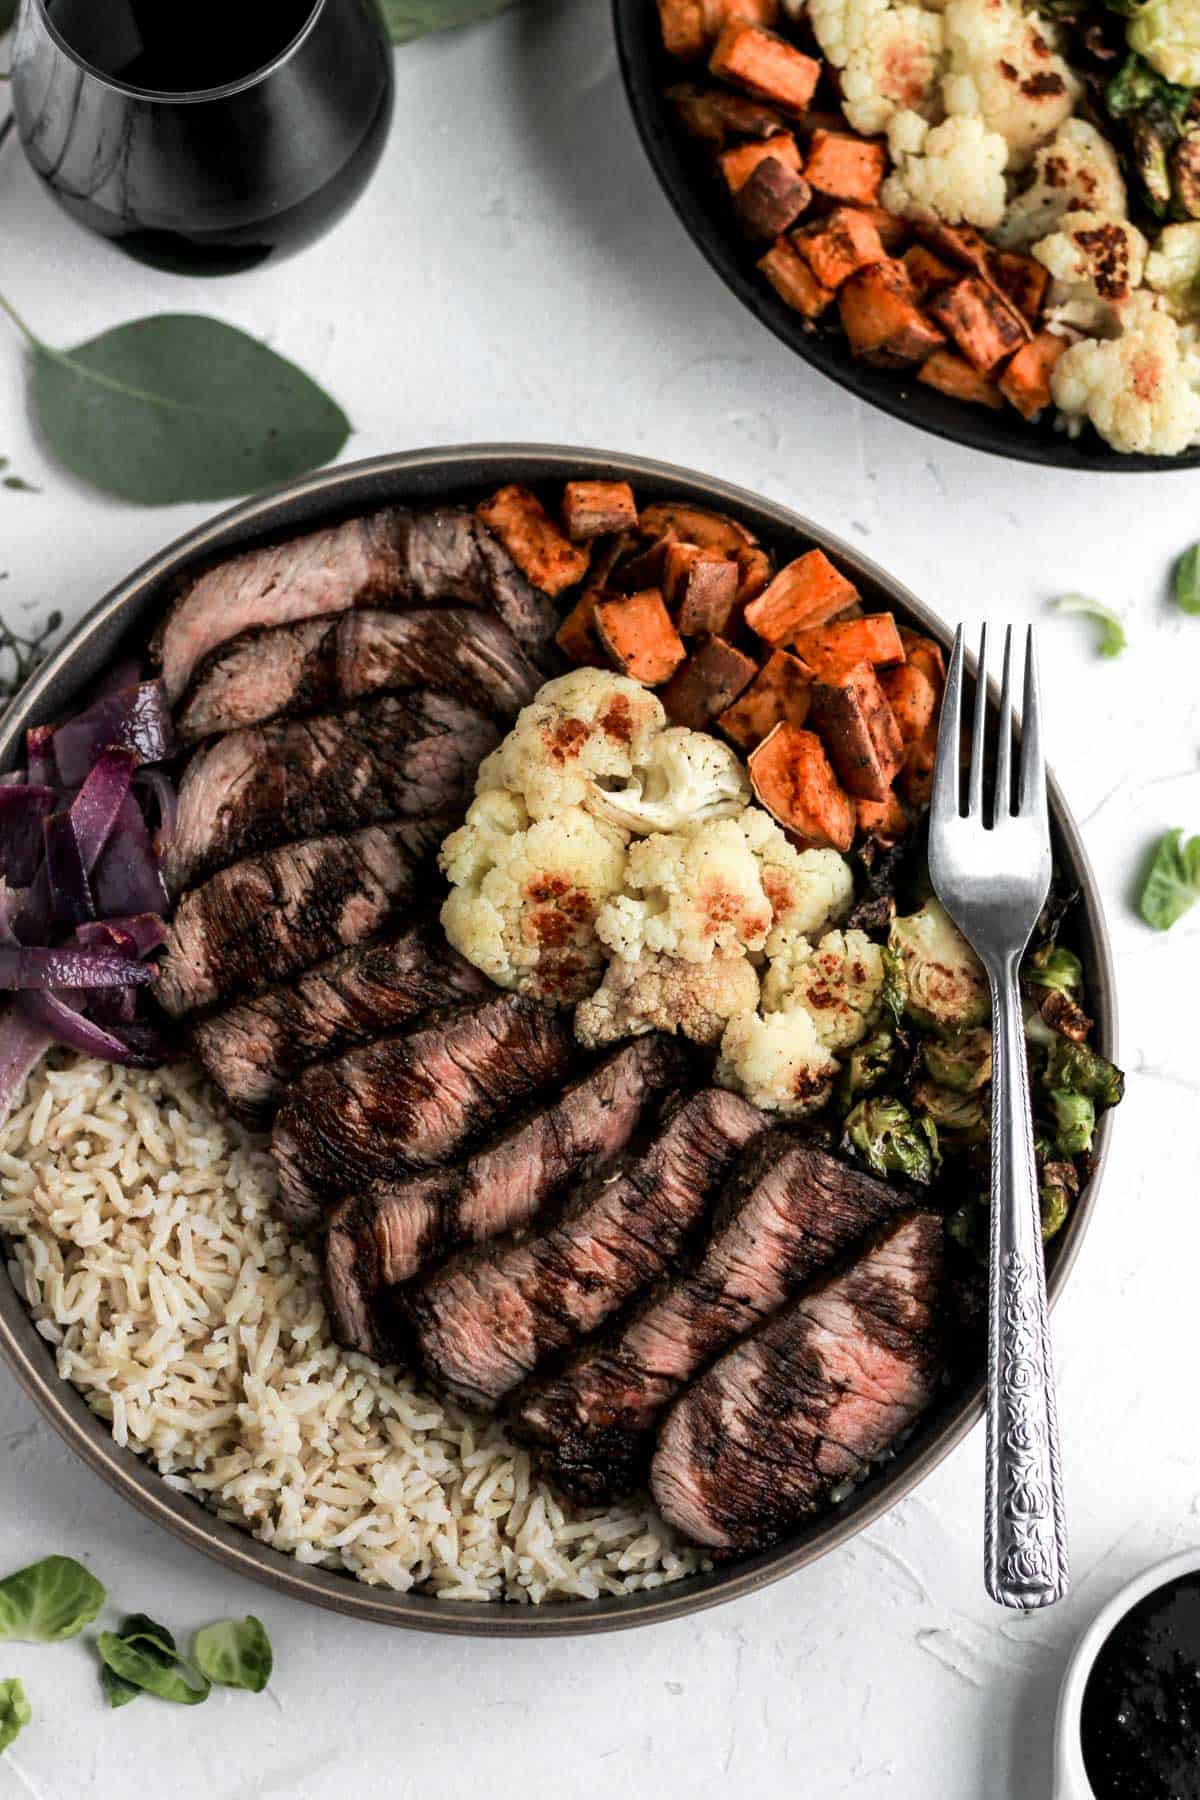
0,0,17,35
96,1624,210,1707
98,1614,179,1710
1173,541,1200,613
1139,827,1200,929
0,300,350,506
193,1616,273,1692
382,0,519,43
1050,594,1127,658
0,1678,30,1753
0,1556,105,1643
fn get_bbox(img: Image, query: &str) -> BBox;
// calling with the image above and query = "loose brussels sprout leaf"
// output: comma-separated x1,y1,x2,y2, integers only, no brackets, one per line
96,1632,210,1707
1174,542,1200,614
1044,1038,1126,1108
193,1617,272,1693
99,1615,178,1709
1140,827,1200,929
922,1026,992,1093
0,1556,105,1644
0,1677,30,1753
1049,1089,1095,1156
911,1078,989,1144
835,1025,900,1112
1024,944,1083,997
1040,1160,1079,1242
843,1098,939,1185
879,947,907,1027
1051,595,1127,659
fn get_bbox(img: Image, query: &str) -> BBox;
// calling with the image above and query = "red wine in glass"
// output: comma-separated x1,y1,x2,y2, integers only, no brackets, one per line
11,0,395,275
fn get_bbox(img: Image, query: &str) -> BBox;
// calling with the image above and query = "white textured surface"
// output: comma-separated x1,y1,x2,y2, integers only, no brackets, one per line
1,3,1199,1794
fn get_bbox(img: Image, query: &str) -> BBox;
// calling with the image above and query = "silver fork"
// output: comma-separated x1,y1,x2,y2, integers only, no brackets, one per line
928,623,1068,1611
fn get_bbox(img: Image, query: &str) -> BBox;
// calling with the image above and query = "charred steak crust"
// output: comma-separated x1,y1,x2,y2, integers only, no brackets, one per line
511,1138,912,1505
157,818,447,1018
650,1211,945,1553
322,1035,693,1357
270,995,576,1231
190,920,493,1125
403,1088,768,1411
176,607,543,743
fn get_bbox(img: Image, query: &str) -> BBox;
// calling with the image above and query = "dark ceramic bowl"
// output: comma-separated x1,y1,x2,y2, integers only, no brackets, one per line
611,0,1200,473
0,447,1117,1635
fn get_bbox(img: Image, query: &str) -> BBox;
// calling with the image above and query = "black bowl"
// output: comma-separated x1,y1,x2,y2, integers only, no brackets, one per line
611,0,1200,473
0,446,1117,1635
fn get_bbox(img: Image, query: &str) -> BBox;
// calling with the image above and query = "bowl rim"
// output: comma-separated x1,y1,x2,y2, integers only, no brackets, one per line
0,444,1118,1636
608,0,1200,476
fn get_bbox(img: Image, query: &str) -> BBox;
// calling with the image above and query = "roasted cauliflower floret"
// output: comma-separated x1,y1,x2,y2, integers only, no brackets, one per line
941,0,1079,170
882,110,1009,228
889,897,989,1032
736,806,855,946
761,928,886,1050
996,119,1128,250
1146,221,1200,320
586,726,750,834
575,949,760,1049
1051,291,1200,455
716,1006,839,1117
1032,211,1149,335
439,792,628,1003
809,0,944,136
479,668,664,820
1129,0,1200,88
595,816,774,965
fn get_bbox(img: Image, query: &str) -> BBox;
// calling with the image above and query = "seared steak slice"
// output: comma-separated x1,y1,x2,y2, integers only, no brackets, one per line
176,607,542,742
323,1036,691,1354
513,1139,910,1503
166,691,497,892
191,921,492,1123
474,528,562,663
271,995,574,1230
157,819,444,1017
404,1089,767,1409
651,1211,944,1552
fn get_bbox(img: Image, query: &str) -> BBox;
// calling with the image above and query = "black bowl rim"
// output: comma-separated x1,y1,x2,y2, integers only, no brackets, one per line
0,444,1118,1636
609,0,1200,475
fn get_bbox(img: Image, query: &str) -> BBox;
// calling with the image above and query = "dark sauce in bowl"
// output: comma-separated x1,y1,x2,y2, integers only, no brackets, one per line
1081,1572,1200,1799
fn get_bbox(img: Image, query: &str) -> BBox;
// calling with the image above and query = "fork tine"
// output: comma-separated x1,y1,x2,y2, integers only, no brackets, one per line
968,624,988,819
931,625,965,820
1019,625,1047,821
993,625,1014,826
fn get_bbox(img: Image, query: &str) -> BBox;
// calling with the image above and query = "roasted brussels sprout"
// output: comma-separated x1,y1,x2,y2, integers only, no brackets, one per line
1104,52,1200,217
922,1026,992,1093
1039,1159,1079,1242
843,1097,940,1185
879,946,907,1027
911,1077,990,1145
1043,1038,1126,1108
890,900,990,1034
1024,943,1092,1041
835,1025,902,1112
1049,1088,1096,1156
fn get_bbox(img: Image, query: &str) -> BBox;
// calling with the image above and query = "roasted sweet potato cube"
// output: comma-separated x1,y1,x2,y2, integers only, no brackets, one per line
807,662,904,802
745,549,860,646
918,349,1005,410
611,534,676,593
561,480,638,542
987,250,1049,324
838,260,945,368
903,242,956,301
709,19,820,115
856,790,910,844
638,501,769,608
850,204,909,253
879,660,938,745
717,649,811,748
477,485,590,596
790,612,905,675
555,591,601,666
658,0,708,58
999,329,1069,420
664,543,739,636
660,636,759,728
897,628,946,692
719,131,801,190
927,276,1029,375
912,217,992,275
748,724,855,851
793,206,885,290
758,235,834,319
899,733,937,808
803,129,886,205
733,157,813,239
594,589,687,686
666,81,785,146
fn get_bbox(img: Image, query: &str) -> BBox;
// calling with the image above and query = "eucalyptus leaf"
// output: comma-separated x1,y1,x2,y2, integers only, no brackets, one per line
1139,826,1200,929
0,1556,105,1643
0,299,350,506
0,1678,30,1754
1173,541,1200,613
1051,593,1127,658
194,1616,272,1692
383,0,519,43
96,1632,210,1706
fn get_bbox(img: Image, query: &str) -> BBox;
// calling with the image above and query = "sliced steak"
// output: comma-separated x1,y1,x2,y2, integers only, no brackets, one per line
650,1211,944,1552
474,527,562,662
176,607,542,743
404,1089,767,1410
157,818,445,1017
324,1036,691,1355
271,994,574,1230
513,1138,911,1504
166,691,497,892
191,920,493,1124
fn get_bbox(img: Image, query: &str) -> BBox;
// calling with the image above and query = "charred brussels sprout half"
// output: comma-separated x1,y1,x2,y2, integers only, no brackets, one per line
835,1024,905,1112
1048,1088,1096,1155
1044,1038,1126,1108
922,1026,992,1093
1104,52,1200,218
1039,1160,1079,1242
843,1097,940,1185
1023,942,1092,1042
911,1077,990,1145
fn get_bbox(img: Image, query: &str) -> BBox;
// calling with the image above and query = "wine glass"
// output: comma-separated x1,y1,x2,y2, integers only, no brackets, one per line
10,0,395,276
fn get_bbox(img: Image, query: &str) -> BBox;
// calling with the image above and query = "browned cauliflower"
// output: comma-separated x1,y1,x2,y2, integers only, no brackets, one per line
575,949,760,1048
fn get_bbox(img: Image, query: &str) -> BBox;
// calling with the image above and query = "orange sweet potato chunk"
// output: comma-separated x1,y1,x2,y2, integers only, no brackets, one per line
793,206,885,289
998,330,1069,420
856,790,910,843
803,130,886,205
758,235,834,319
918,349,1005,410
838,260,945,368
664,543,739,636
594,589,687,686
903,242,956,301
927,276,1029,375
709,20,820,114
748,724,855,850
879,660,938,745
561,481,638,542
790,612,904,675
719,132,802,191
807,662,905,802
744,550,860,647
717,648,811,748
660,636,759,728
477,485,590,596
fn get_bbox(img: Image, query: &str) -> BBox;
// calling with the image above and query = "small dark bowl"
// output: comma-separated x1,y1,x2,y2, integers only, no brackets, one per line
0,447,1117,1635
611,0,1200,473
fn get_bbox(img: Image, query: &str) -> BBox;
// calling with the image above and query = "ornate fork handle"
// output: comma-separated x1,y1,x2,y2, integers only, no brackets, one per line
984,963,1070,1609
